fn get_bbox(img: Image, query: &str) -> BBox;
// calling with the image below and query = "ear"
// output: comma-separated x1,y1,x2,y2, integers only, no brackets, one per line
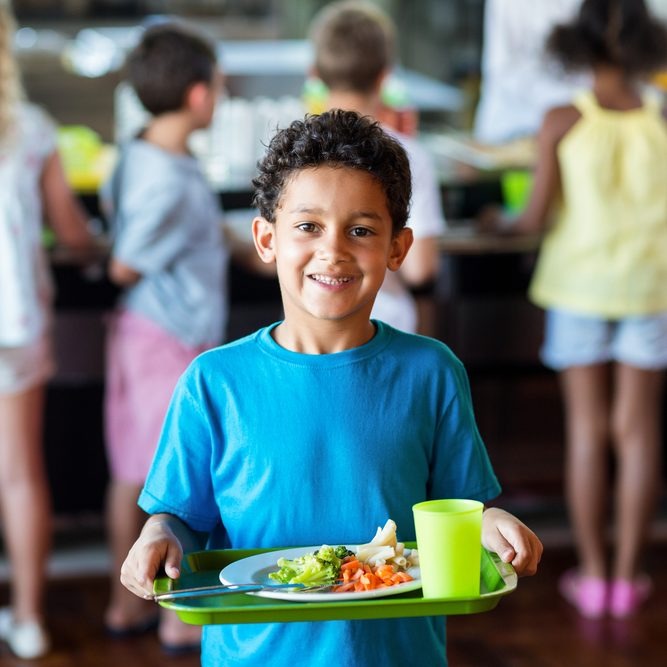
252,216,277,264
387,227,413,272
186,81,209,111
375,68,391,96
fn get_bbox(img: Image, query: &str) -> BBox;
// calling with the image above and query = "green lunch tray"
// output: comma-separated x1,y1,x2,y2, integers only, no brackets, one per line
154,544,517,626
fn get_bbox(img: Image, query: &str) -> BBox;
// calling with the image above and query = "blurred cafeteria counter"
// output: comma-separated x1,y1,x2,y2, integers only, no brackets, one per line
46,180,546,516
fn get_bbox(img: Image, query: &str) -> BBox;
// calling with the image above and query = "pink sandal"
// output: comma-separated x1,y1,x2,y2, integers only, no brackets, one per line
558,570,608,619
608,576,652,618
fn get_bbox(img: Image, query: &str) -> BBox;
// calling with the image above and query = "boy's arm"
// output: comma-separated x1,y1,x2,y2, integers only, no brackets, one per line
397,236,439,287
40,151,94,250
481,507,543,577
120,513,206,599
108,257,142,286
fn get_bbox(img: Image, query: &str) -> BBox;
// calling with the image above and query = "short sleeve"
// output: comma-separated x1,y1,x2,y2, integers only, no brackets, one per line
139,364,220,532
112,168,191,273
428,357,501,503
22,104,57,162
402,137,447,239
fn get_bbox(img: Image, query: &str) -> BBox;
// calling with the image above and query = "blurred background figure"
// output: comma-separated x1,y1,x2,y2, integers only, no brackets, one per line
493,0,667,620
473,0,587,144
101,21,229,655
308,0,446,336
0,1,92,659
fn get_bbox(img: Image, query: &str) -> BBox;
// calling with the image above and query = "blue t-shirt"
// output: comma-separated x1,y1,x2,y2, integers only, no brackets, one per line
103,139,229,347
140,321,501,667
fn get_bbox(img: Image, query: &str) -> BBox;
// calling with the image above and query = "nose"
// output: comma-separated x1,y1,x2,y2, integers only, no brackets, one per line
316,229,351,263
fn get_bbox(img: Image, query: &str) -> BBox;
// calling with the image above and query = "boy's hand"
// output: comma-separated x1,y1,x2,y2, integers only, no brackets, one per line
120,518,184,599
481,507,543,576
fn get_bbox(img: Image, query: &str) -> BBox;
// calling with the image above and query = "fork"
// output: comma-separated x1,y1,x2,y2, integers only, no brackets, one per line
153,582,333,601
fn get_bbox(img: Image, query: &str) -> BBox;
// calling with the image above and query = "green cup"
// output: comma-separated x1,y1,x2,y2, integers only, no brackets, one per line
501,169,533,215
412,499,483,598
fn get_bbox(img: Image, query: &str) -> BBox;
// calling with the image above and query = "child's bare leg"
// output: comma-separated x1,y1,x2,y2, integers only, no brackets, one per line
560,364,611,578
158,608,201,650
104,480,156,629
610,363,664,581
0,385,51,622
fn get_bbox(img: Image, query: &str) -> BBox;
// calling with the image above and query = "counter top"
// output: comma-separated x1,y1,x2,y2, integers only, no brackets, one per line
49,225,540,269
439,223,541,255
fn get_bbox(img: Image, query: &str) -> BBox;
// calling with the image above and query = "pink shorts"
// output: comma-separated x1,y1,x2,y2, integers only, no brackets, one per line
104,310,211,484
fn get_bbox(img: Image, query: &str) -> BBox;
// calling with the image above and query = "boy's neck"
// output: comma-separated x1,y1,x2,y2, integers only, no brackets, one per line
142,112,197,154
326,90,380,120
272,317,377,354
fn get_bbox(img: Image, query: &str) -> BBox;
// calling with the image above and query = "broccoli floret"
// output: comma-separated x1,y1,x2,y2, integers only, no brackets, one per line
334,545,354,559
315,545,339,565
268,547,342,586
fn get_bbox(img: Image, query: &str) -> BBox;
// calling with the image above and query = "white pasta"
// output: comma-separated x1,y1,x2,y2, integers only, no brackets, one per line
352,519,418,571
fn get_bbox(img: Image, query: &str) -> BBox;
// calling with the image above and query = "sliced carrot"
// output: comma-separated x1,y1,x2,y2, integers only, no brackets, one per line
332,582,356,593
341,560,362,571
332,559,414,593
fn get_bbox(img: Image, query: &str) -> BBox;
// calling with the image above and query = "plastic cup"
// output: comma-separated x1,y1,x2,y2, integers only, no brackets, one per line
412,499,483,598
501,169,533,215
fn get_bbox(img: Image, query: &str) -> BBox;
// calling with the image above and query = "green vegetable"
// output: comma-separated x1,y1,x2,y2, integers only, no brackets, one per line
268,545,348,586
334,545,354,559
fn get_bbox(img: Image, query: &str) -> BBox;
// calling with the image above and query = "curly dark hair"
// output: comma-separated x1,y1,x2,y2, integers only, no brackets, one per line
252,110,412,235
127,22,217,116
547,0,667,75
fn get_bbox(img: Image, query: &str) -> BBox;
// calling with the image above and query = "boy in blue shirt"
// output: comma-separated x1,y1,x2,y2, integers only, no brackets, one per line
121,110,542,666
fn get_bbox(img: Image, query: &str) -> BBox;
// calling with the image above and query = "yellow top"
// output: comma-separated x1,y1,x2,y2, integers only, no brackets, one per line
529,91,667,317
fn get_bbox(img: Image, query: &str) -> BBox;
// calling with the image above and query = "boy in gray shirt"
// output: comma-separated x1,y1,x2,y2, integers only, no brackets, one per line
101,22,228,655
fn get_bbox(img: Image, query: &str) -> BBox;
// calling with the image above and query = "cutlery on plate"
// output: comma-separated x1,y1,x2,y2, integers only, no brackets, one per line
153,582,331,601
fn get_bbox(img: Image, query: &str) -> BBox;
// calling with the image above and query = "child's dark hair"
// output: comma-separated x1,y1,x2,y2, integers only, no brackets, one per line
252,110,411,235
127,22,217,116
547,0,667,75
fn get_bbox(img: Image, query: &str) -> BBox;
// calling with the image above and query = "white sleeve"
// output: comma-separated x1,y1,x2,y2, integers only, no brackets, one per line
404,139,447,238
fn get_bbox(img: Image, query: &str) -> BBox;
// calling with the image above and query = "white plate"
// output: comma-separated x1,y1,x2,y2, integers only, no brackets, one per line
219,546,421,602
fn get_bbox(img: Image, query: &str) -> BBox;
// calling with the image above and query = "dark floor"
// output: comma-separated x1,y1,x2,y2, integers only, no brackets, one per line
1,529,666,667
447,538,667,667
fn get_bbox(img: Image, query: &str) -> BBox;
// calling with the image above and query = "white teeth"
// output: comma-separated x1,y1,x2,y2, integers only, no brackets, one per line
311,274,352,285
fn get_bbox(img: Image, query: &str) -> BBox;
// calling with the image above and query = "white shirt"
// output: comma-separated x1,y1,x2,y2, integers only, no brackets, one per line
371,129,446,333
0,104,56,346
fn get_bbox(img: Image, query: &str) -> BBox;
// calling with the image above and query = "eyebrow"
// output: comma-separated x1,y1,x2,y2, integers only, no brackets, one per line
288,206,384,221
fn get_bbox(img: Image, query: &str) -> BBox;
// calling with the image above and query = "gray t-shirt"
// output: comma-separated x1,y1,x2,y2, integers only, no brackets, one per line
104,139,229,347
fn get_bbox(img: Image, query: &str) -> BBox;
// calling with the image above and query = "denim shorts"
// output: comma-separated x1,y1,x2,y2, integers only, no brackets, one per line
541,308,667,371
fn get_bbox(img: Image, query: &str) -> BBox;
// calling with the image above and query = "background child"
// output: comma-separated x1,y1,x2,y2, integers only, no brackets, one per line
499,0,667,619
120,109,542,667
0,2,93,659
308,0,446,335
101,22,229,653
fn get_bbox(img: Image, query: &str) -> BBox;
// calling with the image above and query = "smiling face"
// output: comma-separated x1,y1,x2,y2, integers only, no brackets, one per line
253,165,412,345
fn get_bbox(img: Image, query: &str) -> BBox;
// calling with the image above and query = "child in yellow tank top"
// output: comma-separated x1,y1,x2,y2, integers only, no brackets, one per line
499,0,667,620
